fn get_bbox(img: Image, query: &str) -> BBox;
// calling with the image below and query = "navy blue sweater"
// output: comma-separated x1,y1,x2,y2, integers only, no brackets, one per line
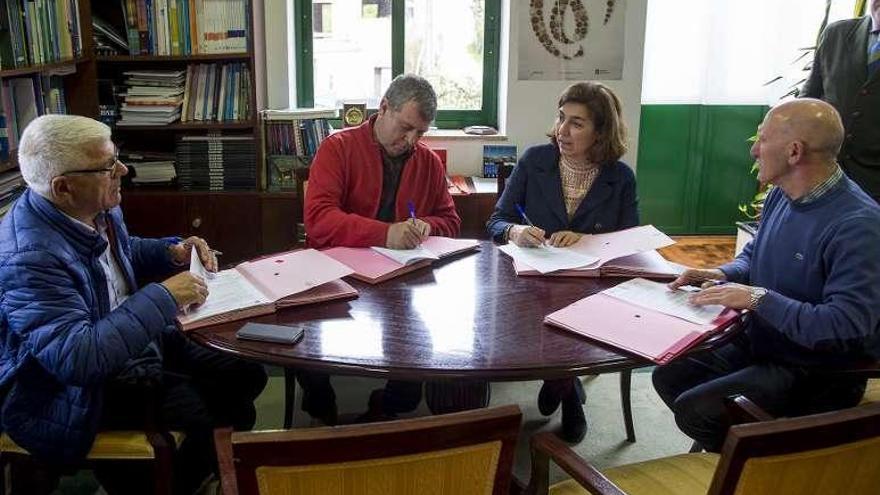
721,178,880,366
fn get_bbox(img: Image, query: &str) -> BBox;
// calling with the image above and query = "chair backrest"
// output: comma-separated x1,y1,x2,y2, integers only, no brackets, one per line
709,401,880,495
295,167,310,245
215,405,522,495
496,163,514,198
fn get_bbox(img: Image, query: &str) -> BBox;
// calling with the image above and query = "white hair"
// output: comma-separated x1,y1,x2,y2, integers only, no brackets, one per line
18,115,112,198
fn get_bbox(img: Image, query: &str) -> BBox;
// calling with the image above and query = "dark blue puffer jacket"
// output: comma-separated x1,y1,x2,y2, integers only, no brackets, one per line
0,189,179,463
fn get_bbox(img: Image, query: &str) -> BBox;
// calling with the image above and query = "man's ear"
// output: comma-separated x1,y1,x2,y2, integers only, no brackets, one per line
50,176,72,203
377,98,389,117
787,140,806,165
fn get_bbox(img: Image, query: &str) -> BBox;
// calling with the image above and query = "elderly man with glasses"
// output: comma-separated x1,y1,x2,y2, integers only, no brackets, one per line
0,115,267,494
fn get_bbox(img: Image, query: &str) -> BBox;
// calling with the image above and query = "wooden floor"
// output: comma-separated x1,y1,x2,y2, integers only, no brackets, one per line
658,236,736,269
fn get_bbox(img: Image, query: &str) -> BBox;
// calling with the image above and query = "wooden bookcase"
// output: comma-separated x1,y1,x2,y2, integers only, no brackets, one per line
0,0,296,263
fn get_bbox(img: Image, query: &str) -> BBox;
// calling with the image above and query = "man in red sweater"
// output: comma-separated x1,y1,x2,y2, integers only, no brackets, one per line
305,75,460,249
300,74,480,423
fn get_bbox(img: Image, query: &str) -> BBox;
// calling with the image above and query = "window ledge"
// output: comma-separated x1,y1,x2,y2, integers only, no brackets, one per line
423,129,508,141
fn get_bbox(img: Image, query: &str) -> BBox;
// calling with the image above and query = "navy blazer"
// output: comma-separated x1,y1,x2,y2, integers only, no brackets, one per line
486,143,639,242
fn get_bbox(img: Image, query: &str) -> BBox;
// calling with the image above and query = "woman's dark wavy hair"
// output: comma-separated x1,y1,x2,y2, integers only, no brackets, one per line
547,81,628,164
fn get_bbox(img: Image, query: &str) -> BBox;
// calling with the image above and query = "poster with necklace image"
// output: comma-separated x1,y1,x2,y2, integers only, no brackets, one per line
518,0,626,81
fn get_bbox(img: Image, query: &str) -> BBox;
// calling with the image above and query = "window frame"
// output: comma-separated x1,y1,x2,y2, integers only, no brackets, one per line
293,0,500,128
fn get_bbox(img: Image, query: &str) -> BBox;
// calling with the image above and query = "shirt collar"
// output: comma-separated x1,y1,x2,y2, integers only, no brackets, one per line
793,165,844,205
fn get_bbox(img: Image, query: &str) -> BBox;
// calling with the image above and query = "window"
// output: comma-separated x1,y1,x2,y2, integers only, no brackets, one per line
312,1,333,34
294,0,500,128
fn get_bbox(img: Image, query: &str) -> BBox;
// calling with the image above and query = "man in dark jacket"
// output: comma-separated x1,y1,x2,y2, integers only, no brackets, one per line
0,115,266,494
801,0,880,202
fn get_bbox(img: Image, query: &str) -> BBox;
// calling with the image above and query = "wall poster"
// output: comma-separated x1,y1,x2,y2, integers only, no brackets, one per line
518,0,627,81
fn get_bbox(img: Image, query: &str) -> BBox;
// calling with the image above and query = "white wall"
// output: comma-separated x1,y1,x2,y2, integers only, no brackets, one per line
262,0,647,176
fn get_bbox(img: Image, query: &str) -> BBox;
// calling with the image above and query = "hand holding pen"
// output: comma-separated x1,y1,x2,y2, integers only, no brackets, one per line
668,268,726,290
386,202,431,249
509,203,546,248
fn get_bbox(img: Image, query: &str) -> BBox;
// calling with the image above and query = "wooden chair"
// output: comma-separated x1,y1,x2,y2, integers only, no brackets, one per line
0,386,180,494
526,395,880,495
214,404,521,495
497,163,514,198
294,166,311,247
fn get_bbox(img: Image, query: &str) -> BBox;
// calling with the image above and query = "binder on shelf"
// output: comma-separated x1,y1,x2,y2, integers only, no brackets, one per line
322,237,480,284
179,248,358,331
262,107,339,121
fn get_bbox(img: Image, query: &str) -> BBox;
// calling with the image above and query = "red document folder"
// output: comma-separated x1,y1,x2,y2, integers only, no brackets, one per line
544,293,741,365
178,249,358,331
322,237,480,284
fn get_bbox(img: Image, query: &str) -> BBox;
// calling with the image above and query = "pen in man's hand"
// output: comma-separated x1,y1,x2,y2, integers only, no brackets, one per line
210,249,223,256
407,200,417,225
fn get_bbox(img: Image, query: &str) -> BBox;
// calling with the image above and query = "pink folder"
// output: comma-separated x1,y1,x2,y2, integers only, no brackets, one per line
178,249,357,331
544,293,741,365
322,237,479,284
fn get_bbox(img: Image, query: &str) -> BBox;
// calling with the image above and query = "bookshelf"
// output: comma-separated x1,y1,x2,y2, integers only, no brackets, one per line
0,0,296,263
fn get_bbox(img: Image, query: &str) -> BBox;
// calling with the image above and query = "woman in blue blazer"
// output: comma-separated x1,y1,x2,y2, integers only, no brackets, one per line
487,82,638,443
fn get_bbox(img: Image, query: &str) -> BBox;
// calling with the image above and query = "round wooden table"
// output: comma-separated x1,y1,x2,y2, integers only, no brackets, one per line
190,241,645,382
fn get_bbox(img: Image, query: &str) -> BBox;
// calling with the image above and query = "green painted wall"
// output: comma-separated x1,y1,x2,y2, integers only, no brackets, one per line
636,104,768,235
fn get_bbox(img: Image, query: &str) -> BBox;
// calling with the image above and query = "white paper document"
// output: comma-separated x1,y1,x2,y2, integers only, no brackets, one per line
372,245,440,265
603,278,726,325
498,243,599,274
181,270,271,323
471,177,498,194
189,248,213,280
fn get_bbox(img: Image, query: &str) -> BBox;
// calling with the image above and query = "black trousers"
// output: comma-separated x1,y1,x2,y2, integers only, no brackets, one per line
97,330,268,495
652,333,866,452
297,370,489,417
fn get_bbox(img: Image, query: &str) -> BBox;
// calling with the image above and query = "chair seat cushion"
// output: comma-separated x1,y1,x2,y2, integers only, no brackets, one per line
860,379,880,404
1,431,183,460
550,453,719,495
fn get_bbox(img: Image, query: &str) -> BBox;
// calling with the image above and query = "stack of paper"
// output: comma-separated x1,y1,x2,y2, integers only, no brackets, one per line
323,237,480,284
545,278,740,364
504,225,679,278
116,70,186,126
179,249,358,331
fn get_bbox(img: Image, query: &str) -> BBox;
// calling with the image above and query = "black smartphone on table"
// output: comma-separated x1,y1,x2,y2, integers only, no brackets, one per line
236,323,305,345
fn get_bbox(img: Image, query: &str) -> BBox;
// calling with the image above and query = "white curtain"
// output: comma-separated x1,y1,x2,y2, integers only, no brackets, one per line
641,0,858,104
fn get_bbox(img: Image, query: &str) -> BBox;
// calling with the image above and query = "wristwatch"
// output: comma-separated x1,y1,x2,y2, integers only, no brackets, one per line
748,287,768,311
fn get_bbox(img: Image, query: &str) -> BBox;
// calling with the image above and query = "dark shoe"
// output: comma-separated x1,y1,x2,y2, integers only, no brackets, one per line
559,393,587,443
537,382,562,416
355,389,398,424
302,385,338,426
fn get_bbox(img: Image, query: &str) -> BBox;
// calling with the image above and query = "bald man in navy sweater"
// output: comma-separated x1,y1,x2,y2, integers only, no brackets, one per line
653,98,880,452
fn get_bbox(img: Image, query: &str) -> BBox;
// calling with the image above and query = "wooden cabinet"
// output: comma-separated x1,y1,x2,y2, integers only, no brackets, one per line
121,191,297,265
452,193,497,239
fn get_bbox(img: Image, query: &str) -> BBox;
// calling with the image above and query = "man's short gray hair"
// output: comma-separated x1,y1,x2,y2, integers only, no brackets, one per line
18,115,111,198
383,73,438,122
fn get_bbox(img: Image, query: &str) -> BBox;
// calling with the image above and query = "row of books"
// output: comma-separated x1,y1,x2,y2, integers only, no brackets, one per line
0,0,83,69
264,118,332,158
181,62,251,123
121,0,248,56
0,73,68,158
0,169,24,218
175,134,255,190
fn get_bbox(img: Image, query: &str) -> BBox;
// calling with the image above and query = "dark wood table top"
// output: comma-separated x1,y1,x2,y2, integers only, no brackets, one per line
190,241,680,381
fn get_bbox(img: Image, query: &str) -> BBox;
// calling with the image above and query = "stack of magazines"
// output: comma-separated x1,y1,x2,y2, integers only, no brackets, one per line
116,70,186,126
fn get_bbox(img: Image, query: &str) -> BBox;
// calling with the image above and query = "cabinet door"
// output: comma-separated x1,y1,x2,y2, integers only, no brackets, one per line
120,193,188,239
261,193,298,252
187,194,261,265
453,193,495,239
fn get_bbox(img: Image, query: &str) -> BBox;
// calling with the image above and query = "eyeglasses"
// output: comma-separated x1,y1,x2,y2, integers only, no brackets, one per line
62,150,124,179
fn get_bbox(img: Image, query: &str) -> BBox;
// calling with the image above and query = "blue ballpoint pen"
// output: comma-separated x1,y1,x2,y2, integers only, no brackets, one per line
407,200,417,224
514,203,535,228
514,203,546,245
